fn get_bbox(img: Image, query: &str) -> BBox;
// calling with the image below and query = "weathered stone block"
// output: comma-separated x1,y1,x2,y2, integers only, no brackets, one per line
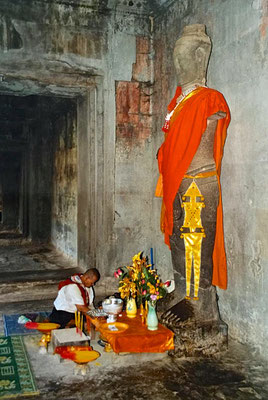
117,110,129,124
139,114,152,128
116,81,140,118
128,114,140,124
136,36,150,54
138,127,151,140
49,31,105,59
127,82,140,113
140,90,151,114
132,54,151,82
0,16,23,50
116,123,136,139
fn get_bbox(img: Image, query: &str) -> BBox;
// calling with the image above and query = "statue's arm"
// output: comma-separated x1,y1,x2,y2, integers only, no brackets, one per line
207,111,226,121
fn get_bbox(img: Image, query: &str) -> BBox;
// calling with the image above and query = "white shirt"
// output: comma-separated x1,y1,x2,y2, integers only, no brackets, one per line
54,276,94,313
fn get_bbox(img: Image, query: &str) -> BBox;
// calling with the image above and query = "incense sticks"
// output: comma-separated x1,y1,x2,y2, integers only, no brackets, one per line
75,311,83,336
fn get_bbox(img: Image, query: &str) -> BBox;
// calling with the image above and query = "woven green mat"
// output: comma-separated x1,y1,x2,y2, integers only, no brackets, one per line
0,336,39,398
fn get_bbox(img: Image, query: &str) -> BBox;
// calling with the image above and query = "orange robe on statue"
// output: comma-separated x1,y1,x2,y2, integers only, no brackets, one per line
156,86,230,290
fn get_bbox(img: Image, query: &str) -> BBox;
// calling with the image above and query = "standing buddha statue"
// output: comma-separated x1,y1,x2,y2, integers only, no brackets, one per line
156,24,230,325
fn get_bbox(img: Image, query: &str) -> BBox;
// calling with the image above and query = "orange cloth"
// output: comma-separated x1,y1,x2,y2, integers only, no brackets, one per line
157,87,230,290
88,312,174,353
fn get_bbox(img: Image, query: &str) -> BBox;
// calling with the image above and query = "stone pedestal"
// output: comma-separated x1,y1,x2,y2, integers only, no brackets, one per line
160,293,228,357
51,328,90,351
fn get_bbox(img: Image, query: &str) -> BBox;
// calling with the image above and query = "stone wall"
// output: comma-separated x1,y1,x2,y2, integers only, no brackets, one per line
115,36,155,267
2,0,267,357
153,0,268,357
0,1,159,280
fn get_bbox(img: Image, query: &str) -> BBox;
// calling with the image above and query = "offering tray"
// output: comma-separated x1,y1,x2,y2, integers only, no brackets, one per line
25,322,60,334
55,345,100,364
25,322,60,352
87,309,108,318
101,322,129,334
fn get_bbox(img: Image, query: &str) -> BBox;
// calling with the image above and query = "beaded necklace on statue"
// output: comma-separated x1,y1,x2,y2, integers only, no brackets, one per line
162,85,206,133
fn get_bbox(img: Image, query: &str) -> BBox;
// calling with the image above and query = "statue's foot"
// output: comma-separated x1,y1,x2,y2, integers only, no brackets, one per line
184,296,199,300
161,298,194,326
160,310,181,326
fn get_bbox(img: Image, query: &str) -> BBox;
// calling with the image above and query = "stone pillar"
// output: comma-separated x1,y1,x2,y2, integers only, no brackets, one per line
1,166,20,229
28,120,53,241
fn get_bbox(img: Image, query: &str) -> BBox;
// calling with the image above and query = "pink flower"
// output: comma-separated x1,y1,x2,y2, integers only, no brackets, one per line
117,269,123,276
141,280,145,284
164,280,171,287
142,290,147,295
155,291,159,295
150,294,157,301
114,271,119,278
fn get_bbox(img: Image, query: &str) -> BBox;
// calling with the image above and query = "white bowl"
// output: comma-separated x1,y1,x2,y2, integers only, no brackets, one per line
102,297,123,315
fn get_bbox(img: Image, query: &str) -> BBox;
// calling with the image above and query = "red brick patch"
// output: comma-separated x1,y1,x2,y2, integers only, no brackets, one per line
140,89,151,114
116,35,153,145
136,36,150,54
116,81,140,117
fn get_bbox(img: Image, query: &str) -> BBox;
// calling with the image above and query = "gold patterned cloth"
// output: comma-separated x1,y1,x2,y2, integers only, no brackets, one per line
180,171,217,299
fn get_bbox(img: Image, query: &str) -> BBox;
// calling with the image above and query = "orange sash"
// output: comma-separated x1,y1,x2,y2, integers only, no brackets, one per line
157,87,230,290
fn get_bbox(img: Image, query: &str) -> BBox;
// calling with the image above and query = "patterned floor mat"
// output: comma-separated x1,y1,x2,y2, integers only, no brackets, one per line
0,336,39,398
3,312,50,337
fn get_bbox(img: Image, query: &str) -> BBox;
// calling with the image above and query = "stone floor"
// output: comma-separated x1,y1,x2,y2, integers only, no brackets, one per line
0,236,82,305
1,308,267,399
3,327,268,400
0,234,77,276
0,235,267,399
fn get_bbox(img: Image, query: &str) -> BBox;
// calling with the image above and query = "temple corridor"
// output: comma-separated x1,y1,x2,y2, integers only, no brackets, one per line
0,0,267,398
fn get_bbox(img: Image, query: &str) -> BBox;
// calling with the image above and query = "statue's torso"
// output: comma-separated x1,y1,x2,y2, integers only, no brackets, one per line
186,112,226,175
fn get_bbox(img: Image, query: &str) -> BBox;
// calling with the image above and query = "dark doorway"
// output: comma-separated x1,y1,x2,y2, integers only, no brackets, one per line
0,94,78,259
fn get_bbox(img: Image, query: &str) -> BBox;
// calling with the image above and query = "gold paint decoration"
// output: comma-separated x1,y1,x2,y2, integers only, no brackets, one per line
180,180,206,300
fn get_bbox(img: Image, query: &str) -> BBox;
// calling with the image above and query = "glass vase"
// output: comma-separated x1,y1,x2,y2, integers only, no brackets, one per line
146,301,158,331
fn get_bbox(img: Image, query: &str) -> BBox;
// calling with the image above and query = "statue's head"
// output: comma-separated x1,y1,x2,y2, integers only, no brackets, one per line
173,24,212,86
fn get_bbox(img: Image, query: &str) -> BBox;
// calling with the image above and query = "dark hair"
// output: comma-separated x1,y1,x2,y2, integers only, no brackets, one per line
84,268,100,282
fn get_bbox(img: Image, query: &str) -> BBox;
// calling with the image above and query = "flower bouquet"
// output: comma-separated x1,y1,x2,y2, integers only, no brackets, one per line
114,252,170,308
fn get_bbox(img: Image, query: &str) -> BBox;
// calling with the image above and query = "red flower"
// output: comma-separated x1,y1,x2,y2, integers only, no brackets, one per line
164,280,171,287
